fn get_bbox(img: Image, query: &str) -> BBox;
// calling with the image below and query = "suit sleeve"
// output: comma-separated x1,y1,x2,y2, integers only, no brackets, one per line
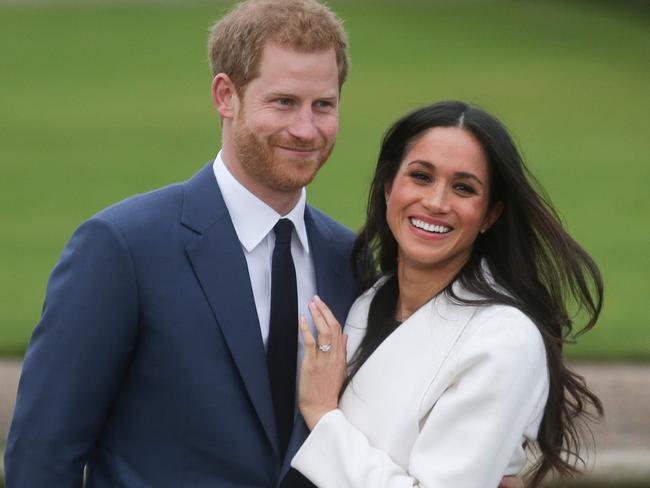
291,311,549,488
4,217,139,487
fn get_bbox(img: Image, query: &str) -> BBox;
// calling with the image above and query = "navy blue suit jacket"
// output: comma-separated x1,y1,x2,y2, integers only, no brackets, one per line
5,162,358,487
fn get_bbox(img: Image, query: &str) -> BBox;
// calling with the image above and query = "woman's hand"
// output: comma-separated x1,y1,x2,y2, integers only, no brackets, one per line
498,476,524,488
298,295,348,430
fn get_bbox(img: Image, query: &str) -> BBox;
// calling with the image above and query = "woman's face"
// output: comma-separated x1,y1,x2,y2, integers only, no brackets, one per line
385,126,501,274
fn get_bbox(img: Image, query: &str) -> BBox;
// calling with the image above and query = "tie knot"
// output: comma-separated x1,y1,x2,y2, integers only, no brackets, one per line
274,219,293,245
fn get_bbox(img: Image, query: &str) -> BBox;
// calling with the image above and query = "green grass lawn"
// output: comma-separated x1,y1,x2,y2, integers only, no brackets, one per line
0,1,648,359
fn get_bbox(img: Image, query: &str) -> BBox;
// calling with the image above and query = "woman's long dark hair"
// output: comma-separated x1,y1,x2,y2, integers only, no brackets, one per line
350,101,603,486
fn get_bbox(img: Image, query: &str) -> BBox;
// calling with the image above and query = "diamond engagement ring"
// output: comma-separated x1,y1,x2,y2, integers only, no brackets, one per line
318,344,332,353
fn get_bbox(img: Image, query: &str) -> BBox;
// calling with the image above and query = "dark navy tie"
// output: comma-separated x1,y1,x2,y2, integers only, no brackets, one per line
267,218,298,459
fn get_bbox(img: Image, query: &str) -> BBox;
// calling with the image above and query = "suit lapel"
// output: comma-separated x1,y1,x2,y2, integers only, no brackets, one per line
304,207,353,324
182,163,279,459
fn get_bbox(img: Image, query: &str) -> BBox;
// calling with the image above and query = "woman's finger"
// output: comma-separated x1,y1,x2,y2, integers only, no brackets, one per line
341,333,348,353
309,300,334,350
311,296,341,353
299,316,317,359
313,295,342,334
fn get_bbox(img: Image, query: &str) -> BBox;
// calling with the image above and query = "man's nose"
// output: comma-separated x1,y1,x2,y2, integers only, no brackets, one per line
287,107,318,141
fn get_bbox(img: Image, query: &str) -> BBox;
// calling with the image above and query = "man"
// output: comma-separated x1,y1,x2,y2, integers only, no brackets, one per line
6,1,355,486
6,1,525,487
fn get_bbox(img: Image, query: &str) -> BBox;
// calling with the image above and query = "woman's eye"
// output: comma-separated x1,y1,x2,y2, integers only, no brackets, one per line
453,183,476,194
409,171,431,183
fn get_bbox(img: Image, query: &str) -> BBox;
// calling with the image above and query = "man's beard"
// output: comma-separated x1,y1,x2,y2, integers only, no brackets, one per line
232,119,334,192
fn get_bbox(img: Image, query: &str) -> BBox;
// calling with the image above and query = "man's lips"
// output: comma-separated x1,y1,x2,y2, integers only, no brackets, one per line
276,145,321,152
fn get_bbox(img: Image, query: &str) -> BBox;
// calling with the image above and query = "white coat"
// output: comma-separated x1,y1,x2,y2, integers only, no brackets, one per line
292,279,549,488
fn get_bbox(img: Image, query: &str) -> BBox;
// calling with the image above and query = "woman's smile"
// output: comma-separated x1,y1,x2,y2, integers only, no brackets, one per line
385,126,500,273
408,216,453,239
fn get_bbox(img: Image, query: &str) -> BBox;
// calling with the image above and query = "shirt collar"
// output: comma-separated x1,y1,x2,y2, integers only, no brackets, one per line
212,150,310,254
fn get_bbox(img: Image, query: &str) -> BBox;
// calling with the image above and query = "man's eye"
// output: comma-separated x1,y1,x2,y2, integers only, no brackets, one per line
276,98,292,106
316,100,334,109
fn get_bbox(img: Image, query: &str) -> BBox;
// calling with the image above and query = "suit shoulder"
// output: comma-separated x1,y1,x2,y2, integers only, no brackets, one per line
307,205,355,242
69,180,191,251
95,182,184,225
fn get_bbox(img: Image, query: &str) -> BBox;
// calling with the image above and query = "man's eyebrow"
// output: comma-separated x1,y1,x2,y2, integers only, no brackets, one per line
264,91,338,100
265,92,294,99
406,160,484,187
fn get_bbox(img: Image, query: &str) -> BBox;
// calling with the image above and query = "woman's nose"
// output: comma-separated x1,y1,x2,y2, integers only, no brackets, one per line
422,187,450,213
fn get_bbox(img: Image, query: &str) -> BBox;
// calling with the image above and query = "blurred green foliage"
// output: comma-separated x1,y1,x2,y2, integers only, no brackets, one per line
0,1,648,358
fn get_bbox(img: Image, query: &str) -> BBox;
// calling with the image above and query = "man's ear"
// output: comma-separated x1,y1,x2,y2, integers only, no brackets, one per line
211,73,238,119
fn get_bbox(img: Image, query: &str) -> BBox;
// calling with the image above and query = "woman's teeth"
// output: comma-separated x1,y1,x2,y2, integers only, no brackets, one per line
410,218,451,234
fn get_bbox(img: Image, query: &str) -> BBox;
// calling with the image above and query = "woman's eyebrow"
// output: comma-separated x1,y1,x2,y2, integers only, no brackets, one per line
406,161,484,187
454,171,484,187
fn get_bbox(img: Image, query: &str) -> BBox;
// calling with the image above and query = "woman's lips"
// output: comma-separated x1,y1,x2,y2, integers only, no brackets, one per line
409,217,452,234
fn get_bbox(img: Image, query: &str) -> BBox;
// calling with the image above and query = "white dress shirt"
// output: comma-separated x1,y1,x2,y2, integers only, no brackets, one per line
212,151,318,397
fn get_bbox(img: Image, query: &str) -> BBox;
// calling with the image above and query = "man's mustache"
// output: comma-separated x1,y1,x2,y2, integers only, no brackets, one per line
269,135,328,151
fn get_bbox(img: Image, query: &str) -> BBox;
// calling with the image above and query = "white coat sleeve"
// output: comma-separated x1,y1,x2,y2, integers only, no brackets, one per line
291,309,549,488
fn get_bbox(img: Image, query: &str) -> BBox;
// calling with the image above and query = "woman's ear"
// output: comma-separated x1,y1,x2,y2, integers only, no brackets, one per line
481,201,504,233
384,182,393,203
211,73,238,119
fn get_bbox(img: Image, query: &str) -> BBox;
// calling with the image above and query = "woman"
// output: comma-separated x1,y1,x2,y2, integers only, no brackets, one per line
291,101,603,487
